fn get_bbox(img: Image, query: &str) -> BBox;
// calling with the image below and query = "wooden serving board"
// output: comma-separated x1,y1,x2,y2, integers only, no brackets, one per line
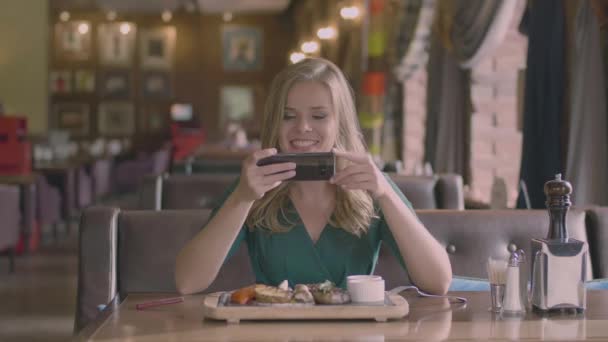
203,292,409,324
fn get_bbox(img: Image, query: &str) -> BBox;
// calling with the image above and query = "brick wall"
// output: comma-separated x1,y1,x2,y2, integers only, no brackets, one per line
402,70,428,174
469,1,528,207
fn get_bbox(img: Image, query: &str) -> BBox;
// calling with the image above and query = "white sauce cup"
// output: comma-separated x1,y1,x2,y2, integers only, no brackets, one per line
346,275,385,303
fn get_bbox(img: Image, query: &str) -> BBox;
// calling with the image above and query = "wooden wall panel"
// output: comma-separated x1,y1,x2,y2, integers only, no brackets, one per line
48,9,294,142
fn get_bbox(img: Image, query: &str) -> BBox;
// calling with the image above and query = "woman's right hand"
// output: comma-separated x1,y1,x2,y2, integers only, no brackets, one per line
234,148,296,202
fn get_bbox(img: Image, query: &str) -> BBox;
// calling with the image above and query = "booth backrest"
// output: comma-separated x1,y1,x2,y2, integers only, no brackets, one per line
387,173,464,210
75,207,601,332
585,207,608,278
139,174,238,210
376,209,592,290
139,173,463,210
74,207,253,332
171,159,243,174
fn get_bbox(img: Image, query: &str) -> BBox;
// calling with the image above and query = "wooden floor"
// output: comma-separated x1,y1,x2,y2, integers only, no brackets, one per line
0,226,78,342
0,193,138,342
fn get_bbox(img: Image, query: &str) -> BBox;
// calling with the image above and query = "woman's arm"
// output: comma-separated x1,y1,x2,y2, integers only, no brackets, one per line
175,191,254,295
331,151,452,295
175,148,296,295
376,185,452,294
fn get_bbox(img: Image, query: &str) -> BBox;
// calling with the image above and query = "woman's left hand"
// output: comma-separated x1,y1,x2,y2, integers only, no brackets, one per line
330,150,391,199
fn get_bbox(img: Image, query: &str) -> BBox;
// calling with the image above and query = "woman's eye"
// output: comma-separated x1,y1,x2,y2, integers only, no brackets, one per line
283,113,295,120
313,113,327,119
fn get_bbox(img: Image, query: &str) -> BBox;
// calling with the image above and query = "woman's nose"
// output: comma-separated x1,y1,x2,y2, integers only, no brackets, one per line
296,117,312,132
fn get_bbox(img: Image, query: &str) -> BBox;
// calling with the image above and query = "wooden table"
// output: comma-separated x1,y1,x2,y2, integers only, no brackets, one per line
77,291,608,341
0,173,39,185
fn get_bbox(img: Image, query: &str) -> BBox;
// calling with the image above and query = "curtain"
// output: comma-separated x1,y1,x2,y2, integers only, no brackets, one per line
424,32,471,180
451,0,519,68
565,0,608,206
381,0,412,161
432,53,470,180
394,0,436,80
516,0,566,209
424,0,519,182
424,34,443,168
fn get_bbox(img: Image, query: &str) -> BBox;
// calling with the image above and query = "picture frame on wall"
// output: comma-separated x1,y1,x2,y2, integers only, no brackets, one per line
222,25,262,71
54,21,92,61
139,104,167,134
220,85,254,124
139,26,176,70
53,103,90,137
98,102,135,136
74,70,95,93
99,70,131,99
49,70,72,94
98,22,137,66
141,71,172,99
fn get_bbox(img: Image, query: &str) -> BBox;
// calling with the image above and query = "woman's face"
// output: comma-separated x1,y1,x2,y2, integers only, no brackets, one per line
279,81,338,153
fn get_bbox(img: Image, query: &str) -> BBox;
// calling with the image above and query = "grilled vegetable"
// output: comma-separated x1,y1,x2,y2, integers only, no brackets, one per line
309,280,351,305
230,285,256,305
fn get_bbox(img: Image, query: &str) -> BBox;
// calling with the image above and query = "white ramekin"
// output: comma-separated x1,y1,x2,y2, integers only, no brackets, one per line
346,275,385,303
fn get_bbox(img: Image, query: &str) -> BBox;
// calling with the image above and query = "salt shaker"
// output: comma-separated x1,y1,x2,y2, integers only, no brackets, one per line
503,249,526,314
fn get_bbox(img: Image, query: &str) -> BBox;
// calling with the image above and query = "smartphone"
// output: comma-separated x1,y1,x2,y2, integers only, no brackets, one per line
256,152,335,181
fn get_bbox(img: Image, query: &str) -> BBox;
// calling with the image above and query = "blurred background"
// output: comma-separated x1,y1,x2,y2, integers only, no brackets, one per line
0,0,607,340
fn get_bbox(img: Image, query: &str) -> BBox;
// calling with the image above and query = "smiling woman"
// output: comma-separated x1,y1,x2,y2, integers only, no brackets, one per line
280,81,337,153
175,58,452,296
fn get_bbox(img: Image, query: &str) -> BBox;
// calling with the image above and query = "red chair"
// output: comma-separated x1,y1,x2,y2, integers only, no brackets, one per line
0,116,31,175
170,123,205,162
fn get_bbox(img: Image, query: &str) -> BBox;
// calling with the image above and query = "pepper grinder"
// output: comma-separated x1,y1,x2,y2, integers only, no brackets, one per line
530,174,588,312
503,249,526,314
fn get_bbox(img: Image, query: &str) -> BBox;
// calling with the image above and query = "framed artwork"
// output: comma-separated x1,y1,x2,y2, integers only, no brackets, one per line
222,26,263,71
53,103,90,137
139,26,176,70
98,22,137,66
54,21,92,61
98,102,135,136
99,70,131,99
141,71,172,99
220,86,254,124
139,104,167,133
74,70,95,93
49,70,72,94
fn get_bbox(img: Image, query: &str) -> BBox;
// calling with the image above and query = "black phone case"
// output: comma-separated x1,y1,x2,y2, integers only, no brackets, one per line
256,152,335,181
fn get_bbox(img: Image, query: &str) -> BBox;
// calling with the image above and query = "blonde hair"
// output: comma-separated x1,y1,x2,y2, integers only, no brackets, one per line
246,58,376,236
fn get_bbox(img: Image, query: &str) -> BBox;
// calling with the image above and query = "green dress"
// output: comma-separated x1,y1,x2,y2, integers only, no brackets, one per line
210,174,414,289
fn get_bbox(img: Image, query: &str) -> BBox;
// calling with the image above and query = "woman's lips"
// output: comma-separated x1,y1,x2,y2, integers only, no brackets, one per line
289,139,319,151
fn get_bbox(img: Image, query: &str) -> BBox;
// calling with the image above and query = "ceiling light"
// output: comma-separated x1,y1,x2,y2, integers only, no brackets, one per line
162,10,172,22
223,12,233,22
77,23,89,34
106,11,117,21
340,6,360,20
317,27,337,40
119,23,131,35
290,52,306,64
301,41,319,54
59,11,70,22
